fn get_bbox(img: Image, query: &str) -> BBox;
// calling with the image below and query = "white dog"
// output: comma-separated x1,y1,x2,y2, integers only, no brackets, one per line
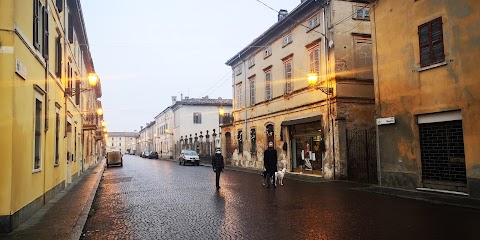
274,168,287,186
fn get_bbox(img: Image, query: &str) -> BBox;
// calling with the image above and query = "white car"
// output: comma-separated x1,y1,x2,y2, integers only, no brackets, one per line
179,150,200,166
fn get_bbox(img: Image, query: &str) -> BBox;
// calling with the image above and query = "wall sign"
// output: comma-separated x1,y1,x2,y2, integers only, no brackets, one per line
376,117,395,126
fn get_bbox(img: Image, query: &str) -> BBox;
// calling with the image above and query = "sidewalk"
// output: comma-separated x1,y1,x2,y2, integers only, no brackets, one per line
0,160,105,240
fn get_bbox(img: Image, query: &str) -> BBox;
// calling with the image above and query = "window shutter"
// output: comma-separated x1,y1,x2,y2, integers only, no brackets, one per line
431,18,445,64
33,0,40,49
43,6,49,60
419,17,444,68
418,23,431,67
75,79,80,105
56,0,63,12
68,11,74,43
55,37,62,77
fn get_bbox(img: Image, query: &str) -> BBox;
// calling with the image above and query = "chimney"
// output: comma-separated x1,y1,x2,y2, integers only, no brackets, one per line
180,93,183,100
140,126,143,130
172,96,177,104
185,96,190,100
278,9,288,21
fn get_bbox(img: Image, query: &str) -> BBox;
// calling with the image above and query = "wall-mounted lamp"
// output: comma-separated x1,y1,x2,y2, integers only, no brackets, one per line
65,73,99,97
307,73,333,95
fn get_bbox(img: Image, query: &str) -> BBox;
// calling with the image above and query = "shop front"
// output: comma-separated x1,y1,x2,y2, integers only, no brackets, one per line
282,116,325,176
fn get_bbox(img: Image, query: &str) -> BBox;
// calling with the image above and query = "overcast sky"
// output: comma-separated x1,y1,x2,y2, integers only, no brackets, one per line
81,0,301,132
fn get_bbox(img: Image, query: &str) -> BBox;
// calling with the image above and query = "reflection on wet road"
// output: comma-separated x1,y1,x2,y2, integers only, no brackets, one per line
82,155,479,240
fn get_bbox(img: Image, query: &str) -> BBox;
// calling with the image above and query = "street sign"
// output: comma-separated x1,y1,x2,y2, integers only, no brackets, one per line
376,117,395,126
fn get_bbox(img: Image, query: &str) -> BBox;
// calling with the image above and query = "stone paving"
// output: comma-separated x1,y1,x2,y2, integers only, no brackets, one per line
81,155,480,240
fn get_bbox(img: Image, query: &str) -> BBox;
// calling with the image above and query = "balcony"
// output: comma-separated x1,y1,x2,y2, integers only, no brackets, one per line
220,114,234,126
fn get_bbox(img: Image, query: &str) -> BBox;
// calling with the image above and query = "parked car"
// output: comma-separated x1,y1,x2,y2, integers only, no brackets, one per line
106,151,123,167
179,150,200,166
140,150,149,158
148,151,158,159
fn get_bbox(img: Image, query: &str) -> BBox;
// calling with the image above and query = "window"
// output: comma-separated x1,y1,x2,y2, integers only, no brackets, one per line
419,17,445,68
34,96,43,171
55,107,60,165
284,59,293,93
33,0,40,50
237,130,243,154
193,112,202,124
112,143,114,147
265,70,272,100
309,46,320,74
120,138,121,140
266,124,275,146
354,6,370,20
119,143,121,146
263,47,272,58
283,33,292,47
234,64,242,76
249,77,255,105
250,128,256,154
236,84,242,108
247,57,255,68
307,14,320,31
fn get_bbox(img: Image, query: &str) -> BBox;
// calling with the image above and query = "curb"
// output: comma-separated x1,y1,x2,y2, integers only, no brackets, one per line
70,159,105,240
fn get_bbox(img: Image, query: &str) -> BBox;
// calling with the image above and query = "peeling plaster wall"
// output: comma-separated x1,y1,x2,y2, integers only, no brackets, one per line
372,0,480,197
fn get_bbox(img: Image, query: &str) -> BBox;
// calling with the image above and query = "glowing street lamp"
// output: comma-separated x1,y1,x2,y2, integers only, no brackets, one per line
307,73,319,86
88,73,99,87
96,108,103,116
218,106,225,116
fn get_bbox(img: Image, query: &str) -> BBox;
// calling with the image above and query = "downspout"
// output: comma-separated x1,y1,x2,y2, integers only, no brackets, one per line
322,4,335,179
372,0,382,186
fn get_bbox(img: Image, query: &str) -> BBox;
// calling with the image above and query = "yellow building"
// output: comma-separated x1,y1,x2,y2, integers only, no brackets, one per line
224,0,375,180
0,0,104,232
371,0,480,197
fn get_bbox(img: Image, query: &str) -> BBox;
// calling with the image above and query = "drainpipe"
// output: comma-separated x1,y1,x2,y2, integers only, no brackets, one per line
372,1,382,186
322,4,336,179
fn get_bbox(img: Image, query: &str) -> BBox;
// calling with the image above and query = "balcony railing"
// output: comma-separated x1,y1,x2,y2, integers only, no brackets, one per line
220,114,234,126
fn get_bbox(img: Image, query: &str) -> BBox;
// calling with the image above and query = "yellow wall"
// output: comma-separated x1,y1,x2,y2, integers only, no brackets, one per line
372,0,480,195
0,0,15,216
2,0,102,220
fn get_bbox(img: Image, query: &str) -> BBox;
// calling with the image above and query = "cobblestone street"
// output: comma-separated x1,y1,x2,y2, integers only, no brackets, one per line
81,155,480,240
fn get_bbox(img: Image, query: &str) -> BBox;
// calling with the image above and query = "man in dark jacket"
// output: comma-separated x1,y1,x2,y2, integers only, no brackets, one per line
211,148,225,189
263,141,278,188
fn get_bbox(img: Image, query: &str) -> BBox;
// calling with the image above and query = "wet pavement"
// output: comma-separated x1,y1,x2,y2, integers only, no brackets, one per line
82,155,480,240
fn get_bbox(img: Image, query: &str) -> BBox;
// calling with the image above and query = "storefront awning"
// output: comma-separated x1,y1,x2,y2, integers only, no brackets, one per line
281,115,322,126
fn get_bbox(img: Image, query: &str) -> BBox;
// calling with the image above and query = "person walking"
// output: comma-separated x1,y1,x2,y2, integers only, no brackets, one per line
211,148,225,189
263,141,278,188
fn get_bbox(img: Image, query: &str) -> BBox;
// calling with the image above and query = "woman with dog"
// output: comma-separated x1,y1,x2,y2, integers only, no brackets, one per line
211,148,225,189
263,142,278,188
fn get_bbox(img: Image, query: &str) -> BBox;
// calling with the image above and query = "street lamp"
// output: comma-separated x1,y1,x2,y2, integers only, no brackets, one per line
65,73,99,96
96,107,103,116
218,106,225,116
307,73,333,95
101,121,106,127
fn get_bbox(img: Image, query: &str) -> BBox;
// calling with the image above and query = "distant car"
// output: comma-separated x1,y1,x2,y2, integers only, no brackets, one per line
179,150,200,166
140,151,149,158
106,151,123,167
148,151,158,159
